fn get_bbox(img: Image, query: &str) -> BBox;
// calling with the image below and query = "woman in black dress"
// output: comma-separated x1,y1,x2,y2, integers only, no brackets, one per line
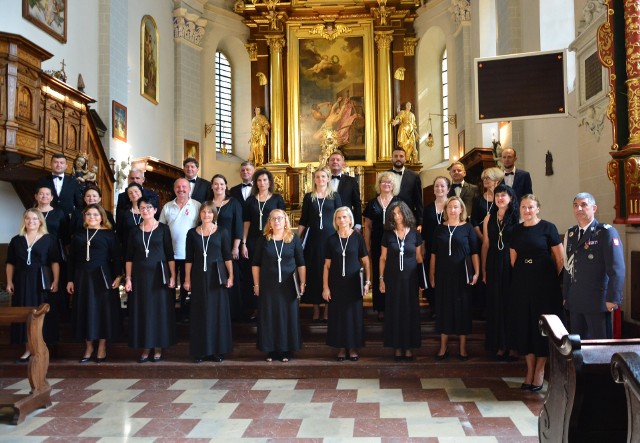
116,182,144,255
184,202,234,363
481,184,519,360
69,185,117,235
379,201,424,361
252,209,306,362
67,204,122,363
421,176,450,316
6,209,60,361
241,169,286,320
510,194,564,391
35,185,69,245
297,167,342,321
471,167,504,242
210,174,244,321
323,207,370,361
430,196,480,361
124,196,176,363
363,171,400,321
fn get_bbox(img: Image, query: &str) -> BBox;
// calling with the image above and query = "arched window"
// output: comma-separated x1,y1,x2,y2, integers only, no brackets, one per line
441,49,449,160
215,51,232,153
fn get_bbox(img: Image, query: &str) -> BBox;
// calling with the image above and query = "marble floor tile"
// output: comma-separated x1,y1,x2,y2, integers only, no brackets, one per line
28,417,100,436
219,389,269,404
379,378,423,389
439,437,498,442
475,400,536,418
81,402,147,419
402,388,450,402
172,388,228,404
421,378,466,389
132,402,191,419
180,402,239,419
264,389,314,404
279,402,332,419
0,416,52,439
97,437,155,443
129,379,178,390
130,389,183,403
78,417,150,438
465,417,521,437
357,388,404,404
168,379,219,390
296,417,355,438
311,388,358,403
405,417,466,437
84,389,143,403
50,389,99,403
187,418,252,438
253,379,298,390
133,418,200,438
85,379,139,391
295,378,338,390
510,416,540,437
38,401,98,417
331,402,380,419
446,388,497,402
353,418,408,437
380,402,430,419
242,418,302,438
213,379,257,390
337,379,380,390
230,403,284,419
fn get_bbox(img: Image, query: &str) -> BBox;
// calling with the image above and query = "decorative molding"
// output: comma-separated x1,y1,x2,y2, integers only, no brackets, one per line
309,22,352,41
245,43,258,61
578,105,606,141
577,0,607,35
403,37,418,56
449,0,470,25
374,31,394,50
266,34,286,53
173,8,207,48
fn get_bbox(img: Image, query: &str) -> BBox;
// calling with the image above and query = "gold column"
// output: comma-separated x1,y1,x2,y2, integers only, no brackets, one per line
375,31,394,161
266,34,286,163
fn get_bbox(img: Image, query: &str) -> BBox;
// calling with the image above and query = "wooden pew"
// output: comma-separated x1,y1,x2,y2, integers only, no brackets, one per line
538,314,640,443
0,304,51,424
611,352,640,443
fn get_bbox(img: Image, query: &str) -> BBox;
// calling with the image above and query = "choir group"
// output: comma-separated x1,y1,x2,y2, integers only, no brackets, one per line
5,148,624,394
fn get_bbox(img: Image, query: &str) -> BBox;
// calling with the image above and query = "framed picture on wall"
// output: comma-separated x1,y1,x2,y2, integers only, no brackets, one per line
22,0,67,43
141,15,159,104
112,101,127,142
184,139,199,163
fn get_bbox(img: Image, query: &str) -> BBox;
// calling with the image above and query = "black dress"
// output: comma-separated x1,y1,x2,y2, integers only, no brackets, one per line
252,235,304,354
510,220,563,357
126,223,176,349
41,207,69,332
484,212,515,353
68,229,122,341
471,195,492,230
325,231,367,349
382,229,423,349
117,209,142,259
216,198,243,320
7,234,60,345
432,223,479,335
421,202,444,307
186,227,233,358
41,208,69,246
299,192,342,305
363,195,400,312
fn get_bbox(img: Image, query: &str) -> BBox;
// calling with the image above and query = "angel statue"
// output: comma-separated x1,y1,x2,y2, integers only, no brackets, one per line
391,102,419,164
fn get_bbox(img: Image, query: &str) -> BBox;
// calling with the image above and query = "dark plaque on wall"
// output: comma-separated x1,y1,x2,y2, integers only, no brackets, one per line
475,50,567,123
584,51,603,102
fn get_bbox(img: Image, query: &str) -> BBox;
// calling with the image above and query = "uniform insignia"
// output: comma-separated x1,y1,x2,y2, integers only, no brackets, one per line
613,238,620,246
588,254,594,259
584,243,589,250
569,231,574,237
603,224,612,229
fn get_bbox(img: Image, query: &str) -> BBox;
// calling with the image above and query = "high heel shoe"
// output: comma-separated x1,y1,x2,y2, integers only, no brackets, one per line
520,383,532,390
16,355,31,364
435,349,449,361
79,356,93,363
529,384,544,392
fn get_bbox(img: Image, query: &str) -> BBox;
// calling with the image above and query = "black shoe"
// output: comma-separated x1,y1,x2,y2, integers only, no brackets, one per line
435,349,449,361
16,355,30,364
210,355,223,363
336,356,345,362
520,383,532,390
152,354,163,362
194,357,206,363
79,356,93,363
95,357,107,363
394,355,403,362
458,354,469,361
280,352,291,362
349,355,359,362
529,384,543,392
137,355,150,363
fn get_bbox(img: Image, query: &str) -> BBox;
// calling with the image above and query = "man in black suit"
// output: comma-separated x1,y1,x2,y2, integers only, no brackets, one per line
229,161,255,212
115,167,160,215
501,147,533,200
389,147,423,229
36,153,82,218
183,157,212,203
447,161,479,219
328,151,362,230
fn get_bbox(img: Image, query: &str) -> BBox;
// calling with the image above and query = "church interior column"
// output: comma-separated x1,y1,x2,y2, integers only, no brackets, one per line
375,30,394,161
266,34,286,164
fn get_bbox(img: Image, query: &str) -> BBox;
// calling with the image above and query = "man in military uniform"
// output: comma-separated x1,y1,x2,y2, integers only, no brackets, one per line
563,192,625,339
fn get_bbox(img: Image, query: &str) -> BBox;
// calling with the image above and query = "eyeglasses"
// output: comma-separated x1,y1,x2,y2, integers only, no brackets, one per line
270,216,285,222
139,206,155,212
380,181,393,185
85,213,102,218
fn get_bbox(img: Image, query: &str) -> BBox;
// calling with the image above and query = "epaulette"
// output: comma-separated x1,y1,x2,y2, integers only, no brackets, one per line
602,224,612,229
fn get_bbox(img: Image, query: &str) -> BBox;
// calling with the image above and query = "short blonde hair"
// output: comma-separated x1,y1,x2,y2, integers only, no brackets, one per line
264,209,294,243
442,196,468,223
20,209,48,236
481,167,504,183
332,206,355,231
375,171,400,195
520,194,541,209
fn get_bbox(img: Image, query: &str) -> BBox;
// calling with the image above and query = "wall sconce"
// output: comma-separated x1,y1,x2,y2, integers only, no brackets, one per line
429,112,457,128
204,123,214,138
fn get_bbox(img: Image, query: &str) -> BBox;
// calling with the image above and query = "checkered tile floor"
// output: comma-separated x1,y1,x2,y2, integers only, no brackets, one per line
0,376,545,441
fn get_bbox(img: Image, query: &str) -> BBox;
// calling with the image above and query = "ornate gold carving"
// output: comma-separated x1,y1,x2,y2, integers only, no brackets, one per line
375,31,394,50
17,86,32,120
256,72,268,86
245,43,258,61
273,172,285,194
627,77,640,144
372,0,394,26
309,22,352,41
403,37,418,57
599,6,619,151
67,126,77,150
266,35,286,53
49,118,60,145
598,21,614,67
394,67,405,80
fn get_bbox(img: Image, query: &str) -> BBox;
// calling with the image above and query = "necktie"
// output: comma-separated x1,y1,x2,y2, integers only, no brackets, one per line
392,170,402,175
578,228,584,241
504,172,514,176
188,178,197,183
331,175,341,180
242,183,252,187
53,175,63,180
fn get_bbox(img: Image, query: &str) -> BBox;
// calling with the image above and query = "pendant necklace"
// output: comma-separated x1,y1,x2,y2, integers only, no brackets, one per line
447,223,459,256
496,214,506,251
380,195,391,225
42,209,50,220
141,221,157,258
257,194,270,230
86,228,100,261
200,224,214,272
25,233,40,266
486,198,494,215
316,192,327,230
338,231,351,277
435,203,443,225
273,238,285,282
132,210,142,226
396,227,409,271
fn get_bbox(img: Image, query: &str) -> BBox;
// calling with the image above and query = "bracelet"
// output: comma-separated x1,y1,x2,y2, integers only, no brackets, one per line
242,241,247,245
301,282,306,286
125,276,132,280
379,276,384,280
365,280,371,285
253,284,259,288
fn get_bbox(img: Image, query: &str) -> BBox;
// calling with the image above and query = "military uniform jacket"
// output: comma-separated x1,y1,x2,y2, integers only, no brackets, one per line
562,219,625,313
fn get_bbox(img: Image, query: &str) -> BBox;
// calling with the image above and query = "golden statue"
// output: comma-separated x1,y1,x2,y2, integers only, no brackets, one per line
249,107,270,167
391,101,419,164
318,127,340,168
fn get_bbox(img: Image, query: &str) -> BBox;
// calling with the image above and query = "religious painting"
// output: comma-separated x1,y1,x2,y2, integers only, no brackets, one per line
184,139,200,163
22,0,67,43
140,15,159,104
287,22,376,167
112,101,127,142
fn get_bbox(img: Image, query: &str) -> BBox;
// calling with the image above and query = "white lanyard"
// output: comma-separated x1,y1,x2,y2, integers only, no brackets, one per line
486,198,494,214
132,210,142,226
396,228,408,271
257,195,270,230
141,222,157,258
273,239,284,282
447,223,458,256
316,195,326,230
338,232,351,277
496,215,506,251
201,225,213,272
86,229,100,261
435,206,443,225
380,196,391,225
25,234,39,266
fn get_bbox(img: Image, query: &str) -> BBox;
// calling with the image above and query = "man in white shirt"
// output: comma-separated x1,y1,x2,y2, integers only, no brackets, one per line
160,178,201,322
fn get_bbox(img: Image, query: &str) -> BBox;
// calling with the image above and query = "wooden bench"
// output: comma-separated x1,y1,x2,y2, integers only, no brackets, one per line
611,352,640,443
0,304,51,425
538,314,640,443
